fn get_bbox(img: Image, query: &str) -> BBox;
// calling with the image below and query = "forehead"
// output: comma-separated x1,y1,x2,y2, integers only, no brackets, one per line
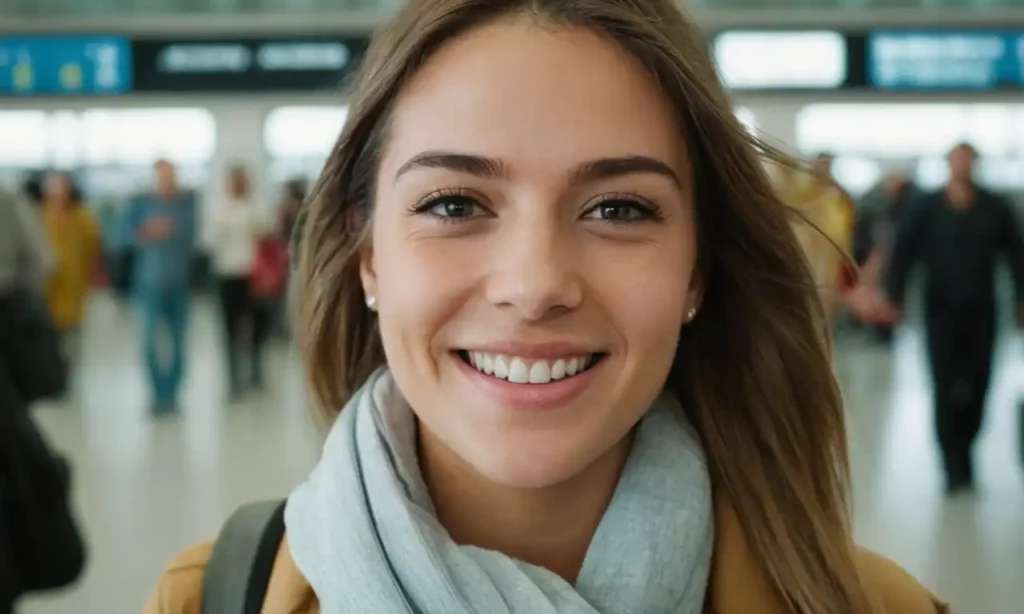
950,146,976,158
383,18,688,175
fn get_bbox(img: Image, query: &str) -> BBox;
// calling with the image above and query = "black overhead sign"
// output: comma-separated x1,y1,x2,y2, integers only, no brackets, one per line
131,36,371,92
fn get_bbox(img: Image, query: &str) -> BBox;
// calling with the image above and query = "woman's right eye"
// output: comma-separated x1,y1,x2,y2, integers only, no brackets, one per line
413,193,486,223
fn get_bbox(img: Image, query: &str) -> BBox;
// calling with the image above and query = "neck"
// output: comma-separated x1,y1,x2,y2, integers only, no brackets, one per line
420,425,632,583
945,180,975,210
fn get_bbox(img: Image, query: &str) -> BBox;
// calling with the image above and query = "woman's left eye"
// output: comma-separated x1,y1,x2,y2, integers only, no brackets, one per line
582,199,660,223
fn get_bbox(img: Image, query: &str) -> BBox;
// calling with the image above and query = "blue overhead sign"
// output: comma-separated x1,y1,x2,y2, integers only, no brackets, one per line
868,31,1024,90
0,36,132,95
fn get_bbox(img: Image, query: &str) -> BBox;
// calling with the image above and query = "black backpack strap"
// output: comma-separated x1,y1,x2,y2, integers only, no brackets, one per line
201,500,287,614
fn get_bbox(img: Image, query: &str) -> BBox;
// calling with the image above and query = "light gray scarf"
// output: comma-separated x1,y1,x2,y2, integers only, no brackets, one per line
286,368,713,613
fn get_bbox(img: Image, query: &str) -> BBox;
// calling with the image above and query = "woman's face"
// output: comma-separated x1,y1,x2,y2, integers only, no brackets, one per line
362,19,700,488
43,173,72,204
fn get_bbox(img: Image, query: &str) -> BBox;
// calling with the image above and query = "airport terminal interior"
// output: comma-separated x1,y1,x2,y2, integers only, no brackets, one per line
3,2,1024,614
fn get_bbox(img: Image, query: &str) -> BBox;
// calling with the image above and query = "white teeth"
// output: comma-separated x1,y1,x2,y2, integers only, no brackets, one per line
508,358,529,384
464,352,596,385
529,361,551,384
493,355,510,379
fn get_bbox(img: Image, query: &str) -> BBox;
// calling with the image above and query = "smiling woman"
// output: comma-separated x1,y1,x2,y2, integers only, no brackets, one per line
147,1,947,614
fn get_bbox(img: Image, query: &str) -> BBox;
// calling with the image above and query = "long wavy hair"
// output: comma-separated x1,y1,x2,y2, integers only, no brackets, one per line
296,1,875,612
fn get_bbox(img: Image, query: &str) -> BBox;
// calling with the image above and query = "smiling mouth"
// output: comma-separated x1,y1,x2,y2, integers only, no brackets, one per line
455,351,605,385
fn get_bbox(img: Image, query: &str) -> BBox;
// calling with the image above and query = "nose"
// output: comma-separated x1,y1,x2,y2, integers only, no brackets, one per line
484,212,584,321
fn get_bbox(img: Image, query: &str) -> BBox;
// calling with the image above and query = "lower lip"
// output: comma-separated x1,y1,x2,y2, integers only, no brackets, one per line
453,353,602,412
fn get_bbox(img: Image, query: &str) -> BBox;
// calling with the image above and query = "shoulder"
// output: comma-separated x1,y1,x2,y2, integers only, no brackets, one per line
856,549,950,613
145,536,316,614
978,189,1015,214
144,541,213,614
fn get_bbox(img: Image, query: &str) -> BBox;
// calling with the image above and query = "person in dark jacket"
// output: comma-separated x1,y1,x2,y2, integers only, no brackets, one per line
883,142,1024,495
854,173,917,343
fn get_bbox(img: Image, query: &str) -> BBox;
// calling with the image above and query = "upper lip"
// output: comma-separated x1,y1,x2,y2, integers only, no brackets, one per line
456,342,604,360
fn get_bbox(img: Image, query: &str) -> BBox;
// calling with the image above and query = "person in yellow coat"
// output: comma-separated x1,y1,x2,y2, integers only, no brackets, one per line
776,153,858,319
41,171,100,363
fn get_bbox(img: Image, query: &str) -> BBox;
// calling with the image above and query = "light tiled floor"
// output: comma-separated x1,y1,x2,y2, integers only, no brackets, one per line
20,293,1024,614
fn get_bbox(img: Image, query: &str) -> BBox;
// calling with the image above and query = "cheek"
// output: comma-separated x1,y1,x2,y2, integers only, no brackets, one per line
586,238,693,353
371,220,476,356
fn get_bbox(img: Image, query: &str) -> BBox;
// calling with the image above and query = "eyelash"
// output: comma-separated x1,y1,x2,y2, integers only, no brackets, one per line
408,189,664,226
584,193,664,225
408,188,485,225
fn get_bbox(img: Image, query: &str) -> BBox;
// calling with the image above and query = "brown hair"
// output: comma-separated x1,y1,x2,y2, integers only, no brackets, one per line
297,1,875,612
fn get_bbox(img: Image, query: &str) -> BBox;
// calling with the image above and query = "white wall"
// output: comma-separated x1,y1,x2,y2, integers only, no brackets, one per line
733,91,1024,152
0,91,346,204
6,89,1024,204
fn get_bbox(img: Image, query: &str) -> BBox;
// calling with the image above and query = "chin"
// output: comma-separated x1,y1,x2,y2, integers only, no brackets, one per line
468,448,590,490
455,423,623,490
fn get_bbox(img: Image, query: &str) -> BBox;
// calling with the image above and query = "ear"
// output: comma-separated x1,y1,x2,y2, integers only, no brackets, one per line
685,288,704,324
359,246,378,305
685,264,706,323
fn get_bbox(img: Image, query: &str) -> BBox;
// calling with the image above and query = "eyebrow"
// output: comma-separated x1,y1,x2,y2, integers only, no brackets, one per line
394,150,681,188
395,151,506,182
572,155,682,189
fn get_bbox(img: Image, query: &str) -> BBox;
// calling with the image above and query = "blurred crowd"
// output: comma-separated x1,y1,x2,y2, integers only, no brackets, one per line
10,162,305,407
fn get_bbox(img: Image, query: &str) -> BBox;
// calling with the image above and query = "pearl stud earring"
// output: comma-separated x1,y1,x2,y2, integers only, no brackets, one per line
366,296,377,311
687,307,697,322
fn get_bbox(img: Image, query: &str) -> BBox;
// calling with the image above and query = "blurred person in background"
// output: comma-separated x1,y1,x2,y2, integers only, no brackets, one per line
776,153,857,320
270,179,307,338
18,172,44,209
277,178,307,248
150,2,943,613
882,142,1024,495
125,160,197,414
40,172,101,371
0,187,51,294
854,172,916,344
208,165,268,400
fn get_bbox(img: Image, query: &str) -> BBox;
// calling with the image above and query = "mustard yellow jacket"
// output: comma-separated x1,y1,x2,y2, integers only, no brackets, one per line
145,498,948,614
42,204,100,330
782,172,856,287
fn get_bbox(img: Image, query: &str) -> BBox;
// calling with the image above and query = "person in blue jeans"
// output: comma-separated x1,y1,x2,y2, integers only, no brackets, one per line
125,160,197,413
